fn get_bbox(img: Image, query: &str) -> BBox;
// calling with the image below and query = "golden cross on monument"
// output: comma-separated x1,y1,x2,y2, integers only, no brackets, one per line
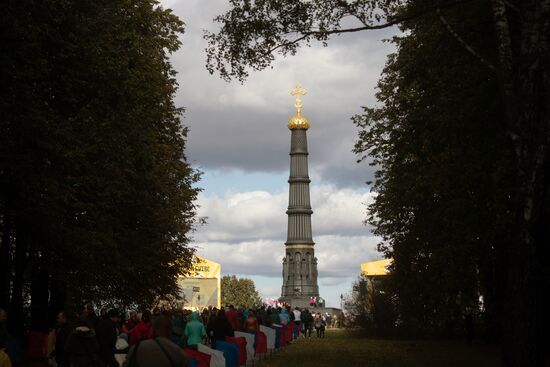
290,83,307,114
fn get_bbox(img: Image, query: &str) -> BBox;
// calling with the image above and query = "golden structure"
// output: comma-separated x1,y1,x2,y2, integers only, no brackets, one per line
178,256,221,310
360,259,393,321
360,259,393,276
288,83,310,130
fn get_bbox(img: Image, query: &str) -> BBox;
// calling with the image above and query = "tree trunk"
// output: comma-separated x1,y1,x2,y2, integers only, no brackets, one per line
490,0,549,365
49,262,67,322
30,250,51,332
8,225,28,337
0,213,13,309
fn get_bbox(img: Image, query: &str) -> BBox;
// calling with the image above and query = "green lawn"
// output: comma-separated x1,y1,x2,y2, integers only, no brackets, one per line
257,329,501,367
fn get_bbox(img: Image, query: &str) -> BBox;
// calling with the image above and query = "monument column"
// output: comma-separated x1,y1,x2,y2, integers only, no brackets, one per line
280,84,319,307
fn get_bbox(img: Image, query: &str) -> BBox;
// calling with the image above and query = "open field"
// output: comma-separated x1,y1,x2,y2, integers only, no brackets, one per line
258,329,503,367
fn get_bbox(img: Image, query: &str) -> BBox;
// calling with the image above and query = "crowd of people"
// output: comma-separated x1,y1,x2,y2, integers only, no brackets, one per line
0,304,340,367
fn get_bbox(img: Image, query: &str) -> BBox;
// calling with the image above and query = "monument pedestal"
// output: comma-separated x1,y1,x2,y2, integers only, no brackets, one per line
279,296,312,309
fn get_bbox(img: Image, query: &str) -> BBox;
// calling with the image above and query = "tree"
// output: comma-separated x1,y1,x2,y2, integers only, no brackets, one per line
353,1,508,337
0,0,200,333
344,274,374,330
205,0,479,82
344,274,398,335
206,1,549,365
221,275,263,308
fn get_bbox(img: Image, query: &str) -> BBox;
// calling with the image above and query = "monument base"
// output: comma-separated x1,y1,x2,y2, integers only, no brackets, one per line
279,296,310,309
307,306,342,317
279,297,342,319
279,296,329,310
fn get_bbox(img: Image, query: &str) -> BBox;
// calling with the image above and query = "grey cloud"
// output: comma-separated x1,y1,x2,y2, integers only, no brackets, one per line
184,107,289,172
194,186,375,244
315,164,374,190
195,233,382,280
184,105,377,189
319,277,352,287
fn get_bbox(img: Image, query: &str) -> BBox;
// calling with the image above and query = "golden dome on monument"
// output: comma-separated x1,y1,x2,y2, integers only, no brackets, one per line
288,83,311,130
288,113,310,130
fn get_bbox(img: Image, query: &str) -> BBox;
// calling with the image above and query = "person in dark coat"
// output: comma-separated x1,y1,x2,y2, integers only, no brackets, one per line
208,309,234,346
95,309,119,367
84,305,100,329
51,311,72,367
65,324,100,367
301,308,313,338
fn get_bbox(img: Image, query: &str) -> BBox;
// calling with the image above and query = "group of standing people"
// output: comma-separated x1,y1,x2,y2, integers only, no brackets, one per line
1,303,340,367
46,305,190,367
291,307,328,338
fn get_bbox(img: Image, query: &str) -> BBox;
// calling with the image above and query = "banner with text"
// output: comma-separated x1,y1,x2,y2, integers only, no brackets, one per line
178,256,221,309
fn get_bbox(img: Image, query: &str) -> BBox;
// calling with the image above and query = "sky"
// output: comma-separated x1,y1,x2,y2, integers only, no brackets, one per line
160,0,398,307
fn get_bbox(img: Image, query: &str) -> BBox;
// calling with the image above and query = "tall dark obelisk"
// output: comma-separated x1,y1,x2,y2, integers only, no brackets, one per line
280,84,319,308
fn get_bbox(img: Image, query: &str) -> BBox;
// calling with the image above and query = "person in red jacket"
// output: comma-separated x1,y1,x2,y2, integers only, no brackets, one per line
225,305,239,331
130,311,153,345
121,311,138,335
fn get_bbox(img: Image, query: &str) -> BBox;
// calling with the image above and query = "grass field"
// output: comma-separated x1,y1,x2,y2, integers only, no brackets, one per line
257,329,502,367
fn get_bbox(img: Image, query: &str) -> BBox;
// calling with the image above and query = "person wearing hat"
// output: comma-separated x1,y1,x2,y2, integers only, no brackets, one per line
96,309,120,367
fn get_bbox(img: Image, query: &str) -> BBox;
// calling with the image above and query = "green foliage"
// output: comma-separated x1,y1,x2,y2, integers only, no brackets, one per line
205,0,407,82
353,1,509,335
0,0,200,325
345,275,398,335
221,275,262,308
344,274,374,330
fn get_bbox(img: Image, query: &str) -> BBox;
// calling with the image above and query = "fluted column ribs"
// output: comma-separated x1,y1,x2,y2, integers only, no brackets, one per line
282,128,319,303
286,130,313,245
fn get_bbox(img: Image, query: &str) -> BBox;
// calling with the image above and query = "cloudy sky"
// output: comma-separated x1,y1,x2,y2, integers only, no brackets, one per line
161,0,397,307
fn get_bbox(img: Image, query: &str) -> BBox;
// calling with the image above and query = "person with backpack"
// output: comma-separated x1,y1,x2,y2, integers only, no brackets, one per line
301,309,313,338
65,323,100,367
314,313,326,338
124,316,188,367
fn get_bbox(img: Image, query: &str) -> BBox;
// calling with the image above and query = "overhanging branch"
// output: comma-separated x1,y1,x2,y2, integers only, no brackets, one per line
436,8,496,72
266,0,475,55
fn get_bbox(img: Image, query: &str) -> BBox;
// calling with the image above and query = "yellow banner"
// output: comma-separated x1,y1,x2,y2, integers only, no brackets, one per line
190,256,221,278
360,259,393,276
178,256,221,309
179,278,219,310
